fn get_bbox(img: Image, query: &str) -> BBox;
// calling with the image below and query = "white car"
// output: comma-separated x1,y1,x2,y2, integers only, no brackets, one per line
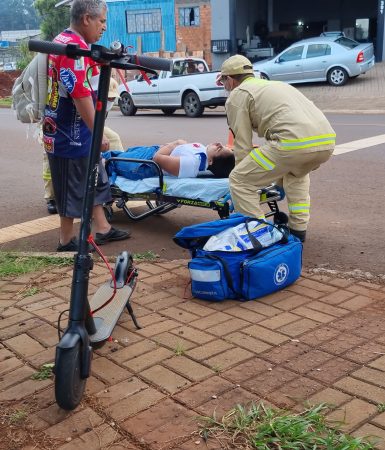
118,57,226,118
253,35,375,86
4,62,17,71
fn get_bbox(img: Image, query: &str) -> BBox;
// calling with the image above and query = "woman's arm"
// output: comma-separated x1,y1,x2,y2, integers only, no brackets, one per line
155,139,187,156
152,139,187,176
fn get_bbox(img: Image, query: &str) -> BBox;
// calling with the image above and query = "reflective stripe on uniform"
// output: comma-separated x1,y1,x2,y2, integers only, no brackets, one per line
280,134,336,150
249,148,275,170
288,203,310,214
243,77,270,85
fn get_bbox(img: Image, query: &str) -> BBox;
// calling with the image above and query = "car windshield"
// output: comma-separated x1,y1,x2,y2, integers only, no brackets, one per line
335,37,359,49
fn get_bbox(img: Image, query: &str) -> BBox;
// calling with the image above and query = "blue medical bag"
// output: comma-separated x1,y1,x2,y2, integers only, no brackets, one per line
173,214,302,301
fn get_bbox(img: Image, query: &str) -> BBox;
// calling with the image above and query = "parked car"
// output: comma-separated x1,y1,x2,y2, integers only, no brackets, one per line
320,31,345,38
252,35,375,86
118,57,226,118
4,62,17,71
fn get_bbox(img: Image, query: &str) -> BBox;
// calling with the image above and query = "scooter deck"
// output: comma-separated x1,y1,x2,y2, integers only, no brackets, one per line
89,282,133,343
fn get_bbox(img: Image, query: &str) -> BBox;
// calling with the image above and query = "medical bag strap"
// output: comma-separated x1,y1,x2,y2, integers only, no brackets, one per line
244,219,263,252
244,217,289,248
205,254,242,298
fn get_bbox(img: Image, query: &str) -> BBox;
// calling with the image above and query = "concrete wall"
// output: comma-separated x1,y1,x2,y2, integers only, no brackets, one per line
211,0,232,69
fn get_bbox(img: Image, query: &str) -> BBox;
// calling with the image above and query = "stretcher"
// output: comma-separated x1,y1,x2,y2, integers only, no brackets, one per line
104,157,284,221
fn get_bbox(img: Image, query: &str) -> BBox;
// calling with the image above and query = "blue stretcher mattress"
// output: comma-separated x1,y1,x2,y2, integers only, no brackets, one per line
114,175,230,203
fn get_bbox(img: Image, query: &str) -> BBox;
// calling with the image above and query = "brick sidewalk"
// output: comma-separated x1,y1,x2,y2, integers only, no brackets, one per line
1,259,385,449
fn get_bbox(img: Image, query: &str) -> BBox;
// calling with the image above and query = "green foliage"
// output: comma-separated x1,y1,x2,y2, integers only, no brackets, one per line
0,97,13,107
198,403,375,449
0,0,40,32
8,409,28,424
17,40,34,70
377,403,385,413
0,252,72,277
133,250,159,261
174,342,186,356
20,286,40,298
31,363,54,380
34,0,70,40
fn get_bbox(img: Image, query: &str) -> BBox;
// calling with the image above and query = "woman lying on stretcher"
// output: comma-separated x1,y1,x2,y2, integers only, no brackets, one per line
102,140,235,182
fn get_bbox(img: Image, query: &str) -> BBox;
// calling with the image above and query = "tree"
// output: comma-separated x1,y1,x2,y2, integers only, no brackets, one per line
0,0,40,31
17,40,34,69
34,0,70,40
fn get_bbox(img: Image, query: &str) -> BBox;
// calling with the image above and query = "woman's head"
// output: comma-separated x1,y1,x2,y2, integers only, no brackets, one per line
206,143,235,178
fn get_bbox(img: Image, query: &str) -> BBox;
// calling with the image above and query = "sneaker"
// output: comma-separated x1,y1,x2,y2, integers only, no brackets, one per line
94,227,131,245
289,228,306,243
47,199,57,215
57,237,95,253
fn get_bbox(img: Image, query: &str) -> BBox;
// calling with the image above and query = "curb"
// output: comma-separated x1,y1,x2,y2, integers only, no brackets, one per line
322,109,385,115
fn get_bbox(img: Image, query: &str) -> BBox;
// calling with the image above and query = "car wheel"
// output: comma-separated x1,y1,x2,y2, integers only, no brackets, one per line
327,67,348,86
183,92,204,118
161,108,176,116
119,92,137,116
259,72,270,80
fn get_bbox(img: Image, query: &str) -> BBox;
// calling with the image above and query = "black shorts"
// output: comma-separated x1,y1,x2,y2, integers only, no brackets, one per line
48,154,112,218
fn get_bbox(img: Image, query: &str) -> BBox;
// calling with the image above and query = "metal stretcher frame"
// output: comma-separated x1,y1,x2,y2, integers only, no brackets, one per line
104,157,283,221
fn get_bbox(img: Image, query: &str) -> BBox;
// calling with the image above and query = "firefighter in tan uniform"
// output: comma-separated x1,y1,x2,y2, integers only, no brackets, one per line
220,54,335,242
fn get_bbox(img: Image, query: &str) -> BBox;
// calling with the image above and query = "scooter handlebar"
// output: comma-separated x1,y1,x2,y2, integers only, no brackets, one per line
28,39,172,72
28,39,74,56
129,54,171,72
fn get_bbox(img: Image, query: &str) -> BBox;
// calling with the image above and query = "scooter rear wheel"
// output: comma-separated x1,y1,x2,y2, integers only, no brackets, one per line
55,343,87,410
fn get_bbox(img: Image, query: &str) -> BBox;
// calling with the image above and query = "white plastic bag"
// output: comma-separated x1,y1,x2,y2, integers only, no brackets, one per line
203,220,283,252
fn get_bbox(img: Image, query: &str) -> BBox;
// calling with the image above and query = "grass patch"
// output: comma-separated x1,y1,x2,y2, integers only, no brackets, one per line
197,402,375,449
20,286,40,298
378,403,385,413
31,363,54,381
174,342,186,356
8,409,28,424
0,97,12,107
133,250,159,261
0,252,73,277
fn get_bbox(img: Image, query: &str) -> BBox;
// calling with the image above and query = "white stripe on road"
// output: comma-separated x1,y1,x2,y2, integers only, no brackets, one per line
1,134,385,245
334,133,385,155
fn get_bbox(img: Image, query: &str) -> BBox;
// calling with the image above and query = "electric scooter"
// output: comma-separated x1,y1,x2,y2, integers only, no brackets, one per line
28,39,171,410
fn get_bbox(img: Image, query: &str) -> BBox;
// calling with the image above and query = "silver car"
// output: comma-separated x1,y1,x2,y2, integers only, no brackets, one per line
252,36,375,86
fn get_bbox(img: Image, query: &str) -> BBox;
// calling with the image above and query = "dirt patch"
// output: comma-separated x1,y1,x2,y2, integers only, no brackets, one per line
0,71,21,98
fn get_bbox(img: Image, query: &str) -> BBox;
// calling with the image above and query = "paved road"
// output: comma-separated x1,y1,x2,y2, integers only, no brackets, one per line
0,108,385,277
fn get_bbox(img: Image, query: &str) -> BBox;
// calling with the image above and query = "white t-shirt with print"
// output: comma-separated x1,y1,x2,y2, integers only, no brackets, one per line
168,143,208,178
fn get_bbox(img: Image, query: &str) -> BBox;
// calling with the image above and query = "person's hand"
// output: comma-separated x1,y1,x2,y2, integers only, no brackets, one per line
101,135,110,152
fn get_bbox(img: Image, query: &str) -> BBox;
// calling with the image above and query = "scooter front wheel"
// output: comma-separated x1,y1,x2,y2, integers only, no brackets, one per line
55,343,87,410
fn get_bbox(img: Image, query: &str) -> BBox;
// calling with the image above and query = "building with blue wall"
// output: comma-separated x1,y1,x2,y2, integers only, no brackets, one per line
100,0,176,53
